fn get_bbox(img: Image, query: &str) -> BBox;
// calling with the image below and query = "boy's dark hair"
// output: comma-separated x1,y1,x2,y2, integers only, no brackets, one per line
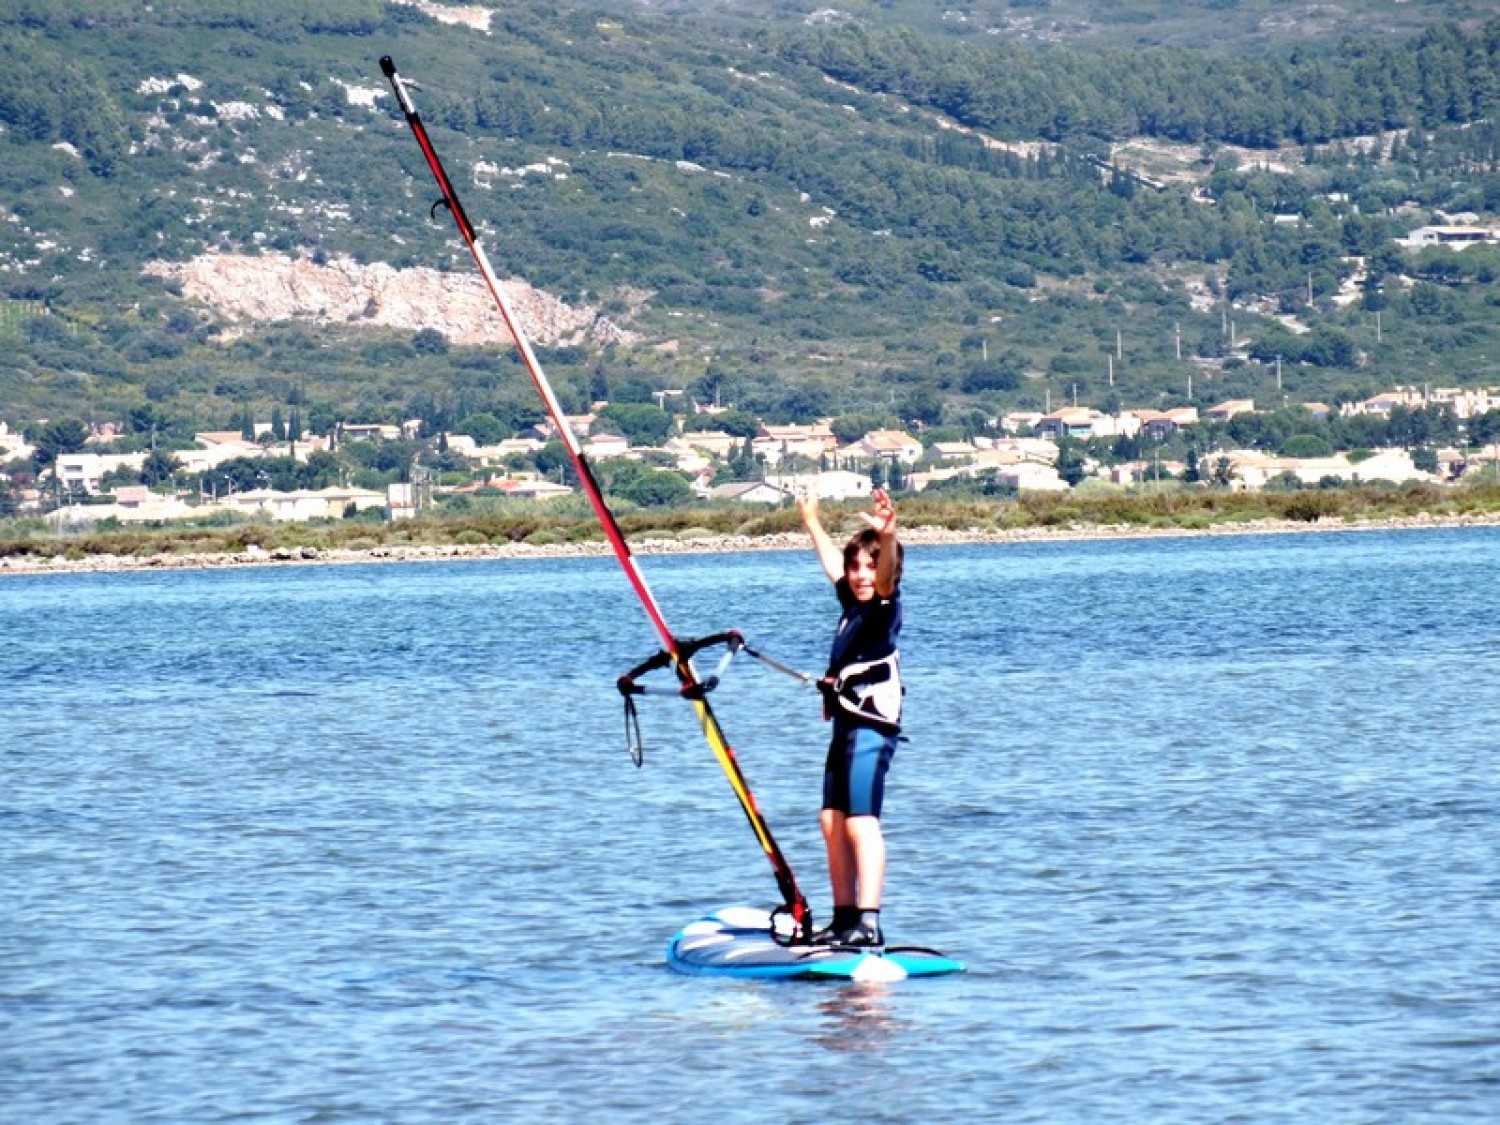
843,529,904,585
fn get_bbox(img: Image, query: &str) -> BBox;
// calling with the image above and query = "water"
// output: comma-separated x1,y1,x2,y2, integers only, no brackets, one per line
3,528,1498,1122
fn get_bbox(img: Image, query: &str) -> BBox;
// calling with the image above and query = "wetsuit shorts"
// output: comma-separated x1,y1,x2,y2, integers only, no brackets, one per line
822,722,898,818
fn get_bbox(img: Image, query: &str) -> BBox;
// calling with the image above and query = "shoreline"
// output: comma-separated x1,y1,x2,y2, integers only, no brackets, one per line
4,511,1499,576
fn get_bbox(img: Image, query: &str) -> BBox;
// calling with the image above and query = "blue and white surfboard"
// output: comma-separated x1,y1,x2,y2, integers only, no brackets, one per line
667,906,965,982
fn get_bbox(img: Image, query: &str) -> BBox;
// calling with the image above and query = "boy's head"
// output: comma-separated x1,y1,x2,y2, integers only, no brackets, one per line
842,529,903,601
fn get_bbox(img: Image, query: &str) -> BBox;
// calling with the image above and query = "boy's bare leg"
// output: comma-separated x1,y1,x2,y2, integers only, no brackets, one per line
821,809,858,907
845,815,886,910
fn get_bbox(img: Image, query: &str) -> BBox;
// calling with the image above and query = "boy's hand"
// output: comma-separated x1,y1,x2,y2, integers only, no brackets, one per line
796,487,819,526
860,488,897,538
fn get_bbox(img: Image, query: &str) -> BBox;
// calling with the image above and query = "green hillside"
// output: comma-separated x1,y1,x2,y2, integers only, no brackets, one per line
1,0,1498,448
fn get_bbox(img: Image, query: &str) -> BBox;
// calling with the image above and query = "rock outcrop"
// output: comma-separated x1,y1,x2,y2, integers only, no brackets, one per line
145,252,637,348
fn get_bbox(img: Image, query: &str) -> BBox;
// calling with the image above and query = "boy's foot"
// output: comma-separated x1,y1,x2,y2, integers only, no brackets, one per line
811,907,860,945
827,920,883,948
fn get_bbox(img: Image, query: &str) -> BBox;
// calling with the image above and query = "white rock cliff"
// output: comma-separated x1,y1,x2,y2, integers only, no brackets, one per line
145,252,636,348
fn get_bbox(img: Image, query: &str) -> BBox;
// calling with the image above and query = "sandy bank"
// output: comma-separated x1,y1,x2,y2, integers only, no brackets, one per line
4,512,1499,577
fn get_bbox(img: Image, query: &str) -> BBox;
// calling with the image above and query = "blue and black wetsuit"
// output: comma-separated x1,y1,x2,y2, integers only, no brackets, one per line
822,576,904,819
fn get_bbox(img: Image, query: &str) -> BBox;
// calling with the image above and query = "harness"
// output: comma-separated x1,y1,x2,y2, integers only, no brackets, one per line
823,651,904,731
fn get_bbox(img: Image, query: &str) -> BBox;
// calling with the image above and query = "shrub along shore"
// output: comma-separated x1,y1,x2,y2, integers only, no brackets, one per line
3,484,1500,575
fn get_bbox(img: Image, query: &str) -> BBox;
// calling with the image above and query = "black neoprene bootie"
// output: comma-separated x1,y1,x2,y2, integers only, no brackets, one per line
834,910,884,948
811,906,861,944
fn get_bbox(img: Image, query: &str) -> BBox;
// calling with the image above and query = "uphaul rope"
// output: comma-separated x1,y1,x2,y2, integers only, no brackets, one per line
379,57,812,943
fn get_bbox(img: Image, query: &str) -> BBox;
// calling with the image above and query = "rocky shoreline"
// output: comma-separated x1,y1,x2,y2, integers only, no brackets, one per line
4,512,1499,576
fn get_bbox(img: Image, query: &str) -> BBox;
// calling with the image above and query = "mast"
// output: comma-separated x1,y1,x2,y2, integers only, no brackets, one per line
377,57,811,939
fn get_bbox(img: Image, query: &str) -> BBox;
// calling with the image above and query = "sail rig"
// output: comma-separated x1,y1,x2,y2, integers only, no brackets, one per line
378,57,813,943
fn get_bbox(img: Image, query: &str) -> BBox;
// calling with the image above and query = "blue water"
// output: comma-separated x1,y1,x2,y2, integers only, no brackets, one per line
3,529,1498,1122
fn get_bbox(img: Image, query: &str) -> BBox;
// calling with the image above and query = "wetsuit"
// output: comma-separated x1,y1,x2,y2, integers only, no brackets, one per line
822,576,903,819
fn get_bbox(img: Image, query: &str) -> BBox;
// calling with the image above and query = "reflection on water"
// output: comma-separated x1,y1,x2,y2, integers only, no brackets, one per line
814,986,904,1053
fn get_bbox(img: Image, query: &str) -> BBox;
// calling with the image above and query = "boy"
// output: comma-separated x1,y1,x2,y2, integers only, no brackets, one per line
796,487,904,948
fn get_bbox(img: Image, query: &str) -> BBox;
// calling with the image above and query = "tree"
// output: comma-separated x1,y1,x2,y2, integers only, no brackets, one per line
29,419,88,467
456,412,508,445
603,461,692,506
597,403,673,447
141,449,180,488
1054,438,1087,487
1281,434,1333,458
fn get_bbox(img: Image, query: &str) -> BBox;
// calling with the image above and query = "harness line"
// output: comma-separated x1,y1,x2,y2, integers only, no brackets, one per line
378,57,812,942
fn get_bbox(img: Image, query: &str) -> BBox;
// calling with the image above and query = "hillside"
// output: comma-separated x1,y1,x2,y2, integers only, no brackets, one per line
1,0,1498,449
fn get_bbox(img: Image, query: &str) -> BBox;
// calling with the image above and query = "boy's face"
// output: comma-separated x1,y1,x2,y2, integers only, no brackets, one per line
846,547,879,602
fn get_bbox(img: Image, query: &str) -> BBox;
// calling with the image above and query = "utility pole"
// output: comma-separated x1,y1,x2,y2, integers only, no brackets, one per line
1175,321,1182,360
1108,354,1114,387
1276,355,1283,391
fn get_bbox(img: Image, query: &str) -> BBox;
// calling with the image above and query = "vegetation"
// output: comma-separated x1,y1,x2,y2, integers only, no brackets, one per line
0,1,1497,449
4,483,1499,567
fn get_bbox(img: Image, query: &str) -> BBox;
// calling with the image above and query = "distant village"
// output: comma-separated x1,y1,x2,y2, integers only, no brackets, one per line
3,382,1499,526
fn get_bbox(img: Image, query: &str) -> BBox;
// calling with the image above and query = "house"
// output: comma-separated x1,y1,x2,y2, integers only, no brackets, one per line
52,451,148,495
340,423,403,442
676,430,743,459
210,486,386,522
752,423,838,466
535,413,596,440
179,433,268,473
977,437,1059,467
1400,225,1500,249
1124,407,1199,439
583,433,631,460
1427,387,1499,419
491,476,573,500
764,470,872,501
998,462,1069,492
0,422,33,460
707,480,789,505
388,482,417,520
1347,390,1424,417
930,441,978,462
1035,408,1106,440
999,411,1044,435
1127,409,1178,440
1206,400,1255,422
1349,449,1436,485
49,487,198,525
853,429,923,464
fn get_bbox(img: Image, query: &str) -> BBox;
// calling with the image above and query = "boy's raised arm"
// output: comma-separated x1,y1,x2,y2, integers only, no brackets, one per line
797,489,844,583
861,489,900,598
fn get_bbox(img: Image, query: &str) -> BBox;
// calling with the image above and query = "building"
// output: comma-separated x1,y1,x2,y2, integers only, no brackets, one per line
210,486,387,522
1400,225,1500,249
675,430,743,459
52,451,148,495
1206,400,1255,422
583,433,631,460
851,429,923,464
707,480,789,505
752,423,838,467
764,470,872,501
